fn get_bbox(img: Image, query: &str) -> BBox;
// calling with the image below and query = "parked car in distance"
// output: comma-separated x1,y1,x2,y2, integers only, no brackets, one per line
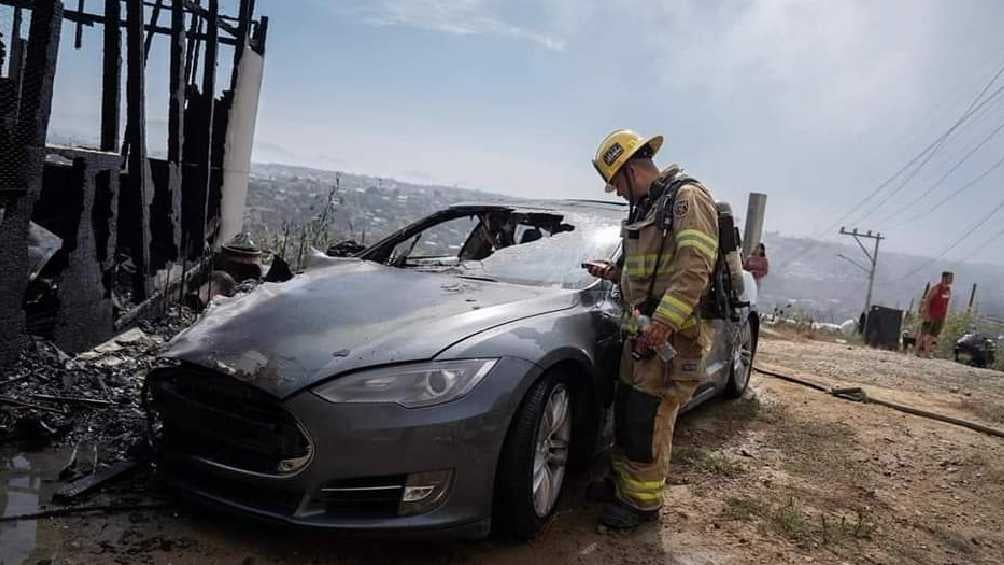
147,199,759,539
954,331,997,368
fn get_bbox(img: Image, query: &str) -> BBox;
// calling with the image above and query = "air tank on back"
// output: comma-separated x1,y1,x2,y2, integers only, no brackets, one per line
716,202,746,299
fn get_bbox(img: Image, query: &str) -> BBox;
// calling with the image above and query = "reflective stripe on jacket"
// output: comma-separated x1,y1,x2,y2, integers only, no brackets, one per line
619,169,719,334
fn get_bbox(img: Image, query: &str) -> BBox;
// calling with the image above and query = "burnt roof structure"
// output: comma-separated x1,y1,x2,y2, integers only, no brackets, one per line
0,0,269,365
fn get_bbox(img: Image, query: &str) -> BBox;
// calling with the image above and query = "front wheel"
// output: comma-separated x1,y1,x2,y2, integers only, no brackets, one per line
494,373,573,539
724,317,755,398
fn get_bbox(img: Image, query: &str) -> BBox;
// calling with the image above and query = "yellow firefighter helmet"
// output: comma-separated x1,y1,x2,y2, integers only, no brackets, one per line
592,129,664,193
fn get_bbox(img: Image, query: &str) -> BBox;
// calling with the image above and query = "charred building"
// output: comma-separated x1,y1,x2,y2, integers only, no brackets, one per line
0,0,268,365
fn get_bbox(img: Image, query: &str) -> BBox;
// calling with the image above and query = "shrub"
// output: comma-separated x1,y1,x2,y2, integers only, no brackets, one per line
935,311,974,359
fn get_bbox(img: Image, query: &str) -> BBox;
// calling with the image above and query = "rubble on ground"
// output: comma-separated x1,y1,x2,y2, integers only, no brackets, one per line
0,307,197,476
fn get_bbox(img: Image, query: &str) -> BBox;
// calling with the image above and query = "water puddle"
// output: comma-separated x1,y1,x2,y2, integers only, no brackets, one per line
0,448,72,565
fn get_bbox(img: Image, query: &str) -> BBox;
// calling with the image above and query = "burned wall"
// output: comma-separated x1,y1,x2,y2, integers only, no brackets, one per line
0,0,269,364
28,148,119,350
0,191,34,362
0,1,61,366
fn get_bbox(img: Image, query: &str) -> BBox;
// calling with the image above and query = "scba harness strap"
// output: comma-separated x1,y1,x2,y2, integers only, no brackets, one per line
641,175,744,323
638,173,699,316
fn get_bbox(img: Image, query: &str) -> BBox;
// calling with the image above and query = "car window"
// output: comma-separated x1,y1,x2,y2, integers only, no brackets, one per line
471,213,622,289
388,215,480,264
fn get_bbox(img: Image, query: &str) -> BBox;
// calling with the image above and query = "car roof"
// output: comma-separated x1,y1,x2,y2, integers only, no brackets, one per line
448,198,626,217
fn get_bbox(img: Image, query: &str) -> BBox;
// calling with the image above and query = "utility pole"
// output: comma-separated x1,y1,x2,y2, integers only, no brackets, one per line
968,283,978,312
838,227,885,332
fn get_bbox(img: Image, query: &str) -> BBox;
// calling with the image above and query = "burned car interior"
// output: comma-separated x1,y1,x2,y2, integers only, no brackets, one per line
360,205,620,289
367,208,572,265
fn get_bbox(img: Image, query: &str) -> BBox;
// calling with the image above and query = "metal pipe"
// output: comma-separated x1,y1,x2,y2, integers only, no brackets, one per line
741,192,767,258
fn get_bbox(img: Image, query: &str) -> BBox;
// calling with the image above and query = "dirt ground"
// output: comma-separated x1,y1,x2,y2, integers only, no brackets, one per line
3,333,1004,565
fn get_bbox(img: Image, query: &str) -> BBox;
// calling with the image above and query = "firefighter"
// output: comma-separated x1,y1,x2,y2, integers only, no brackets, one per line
585,129,719,531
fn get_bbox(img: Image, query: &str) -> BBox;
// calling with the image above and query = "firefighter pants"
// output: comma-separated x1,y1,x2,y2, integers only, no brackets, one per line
611,332,705,512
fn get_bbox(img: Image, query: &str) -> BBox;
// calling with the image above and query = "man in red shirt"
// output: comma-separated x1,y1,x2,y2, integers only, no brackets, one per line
917,271,953,358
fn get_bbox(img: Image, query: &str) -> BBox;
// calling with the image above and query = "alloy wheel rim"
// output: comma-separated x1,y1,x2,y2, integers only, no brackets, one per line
734,323,753,389
531,384,571,518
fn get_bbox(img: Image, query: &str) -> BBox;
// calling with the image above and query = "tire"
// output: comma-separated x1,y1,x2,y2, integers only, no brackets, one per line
724,316,755,399
494,372,573,539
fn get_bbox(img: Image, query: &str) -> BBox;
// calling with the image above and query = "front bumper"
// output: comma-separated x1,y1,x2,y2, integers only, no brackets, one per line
153,356,539,538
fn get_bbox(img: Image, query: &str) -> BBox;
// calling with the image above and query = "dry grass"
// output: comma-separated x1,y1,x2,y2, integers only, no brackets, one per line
818,509,878,545
772,496,811,540
924,524,977,556
693,392,781,434
767,410,860,471
961,452,1004,487
960,397,1004,424
720,494,875,546
721,496,761,521
726,393,768,422
255,182,346,272
673,448,747,478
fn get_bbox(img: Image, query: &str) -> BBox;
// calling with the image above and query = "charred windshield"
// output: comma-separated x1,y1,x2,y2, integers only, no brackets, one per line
372,208,622,290
472,213,621,289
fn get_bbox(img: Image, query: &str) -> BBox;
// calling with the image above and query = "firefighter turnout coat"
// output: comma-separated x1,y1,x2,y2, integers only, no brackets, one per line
612,166,719,511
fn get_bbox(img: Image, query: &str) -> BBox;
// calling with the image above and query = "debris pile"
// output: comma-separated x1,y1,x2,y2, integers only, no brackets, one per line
0,307,197,469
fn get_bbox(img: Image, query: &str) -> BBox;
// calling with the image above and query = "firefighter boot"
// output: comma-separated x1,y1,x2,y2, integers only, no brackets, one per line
598,500,660,532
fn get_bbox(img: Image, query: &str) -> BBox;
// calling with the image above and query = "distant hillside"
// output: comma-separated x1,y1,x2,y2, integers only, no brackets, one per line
244,163,1004,321
245,163,519,246
760,232,1004,322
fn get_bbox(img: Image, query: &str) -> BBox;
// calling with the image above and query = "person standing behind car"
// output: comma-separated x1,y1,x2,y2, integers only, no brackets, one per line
743,243,769,289
584,129,719,532
917,271,953,358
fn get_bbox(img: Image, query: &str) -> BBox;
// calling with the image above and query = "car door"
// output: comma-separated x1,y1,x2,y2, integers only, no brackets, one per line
703,317,735,390
591,279,623,407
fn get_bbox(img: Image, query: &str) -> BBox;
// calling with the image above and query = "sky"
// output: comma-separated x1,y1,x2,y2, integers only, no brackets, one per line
25,0,1004,264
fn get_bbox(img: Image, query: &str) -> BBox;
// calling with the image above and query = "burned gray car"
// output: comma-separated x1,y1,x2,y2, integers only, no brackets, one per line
146,200,759,539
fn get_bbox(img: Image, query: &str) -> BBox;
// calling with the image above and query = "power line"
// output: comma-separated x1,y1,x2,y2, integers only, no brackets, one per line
964,57,1004,118
845,83,1004,227
894,196,1004,282
776,62,1004,270
952,224,1004,265
897,152,1004,226
841,68,1004,228
880,116,1004,223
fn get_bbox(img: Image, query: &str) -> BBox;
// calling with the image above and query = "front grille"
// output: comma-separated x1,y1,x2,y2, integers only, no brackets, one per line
318,475,406,518
167,460,304,515
148,364,312,477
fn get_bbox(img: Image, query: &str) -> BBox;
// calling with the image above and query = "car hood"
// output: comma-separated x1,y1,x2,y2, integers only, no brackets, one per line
163,260,577,398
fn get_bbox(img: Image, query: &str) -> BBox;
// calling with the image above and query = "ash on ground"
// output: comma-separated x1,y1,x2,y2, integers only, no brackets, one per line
0,307,197,478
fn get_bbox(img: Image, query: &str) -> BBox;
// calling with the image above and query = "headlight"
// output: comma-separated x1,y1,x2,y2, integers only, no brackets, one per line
312,359,498,408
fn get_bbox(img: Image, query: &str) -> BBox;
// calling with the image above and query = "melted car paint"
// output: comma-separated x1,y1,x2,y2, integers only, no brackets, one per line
162,260,577,397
